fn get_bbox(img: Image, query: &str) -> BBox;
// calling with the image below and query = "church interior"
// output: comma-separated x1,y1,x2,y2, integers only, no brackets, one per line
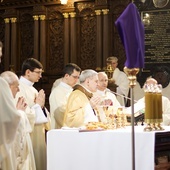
1,0,170,169
0,0,170,107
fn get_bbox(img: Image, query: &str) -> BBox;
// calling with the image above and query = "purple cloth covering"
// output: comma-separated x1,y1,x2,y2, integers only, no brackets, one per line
115,3,145,68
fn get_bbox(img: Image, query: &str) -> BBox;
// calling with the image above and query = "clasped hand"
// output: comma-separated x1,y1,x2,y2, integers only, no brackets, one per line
16,97,27,111
35,89,45,108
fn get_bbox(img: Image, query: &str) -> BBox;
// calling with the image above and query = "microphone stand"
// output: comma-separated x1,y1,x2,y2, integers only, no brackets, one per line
124,67,139,170
106,88,138,105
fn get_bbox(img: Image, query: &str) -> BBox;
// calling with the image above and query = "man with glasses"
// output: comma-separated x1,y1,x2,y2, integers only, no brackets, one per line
64,69,101,127
49,63,81,129
16,58,50,170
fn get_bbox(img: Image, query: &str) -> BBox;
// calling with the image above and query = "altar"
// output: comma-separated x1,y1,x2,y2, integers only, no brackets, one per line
47,126,170,170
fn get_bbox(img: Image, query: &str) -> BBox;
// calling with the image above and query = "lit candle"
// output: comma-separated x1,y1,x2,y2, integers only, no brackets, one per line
115,3,145,68
156,92,162,120
145,92,153,123
152,92,157,120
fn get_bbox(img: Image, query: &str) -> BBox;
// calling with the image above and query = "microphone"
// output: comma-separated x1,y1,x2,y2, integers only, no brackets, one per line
105,88,138,104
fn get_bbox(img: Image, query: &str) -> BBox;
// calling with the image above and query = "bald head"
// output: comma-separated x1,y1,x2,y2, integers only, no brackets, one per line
146,77,157,85
1,71,19,98
97,72,108,91
98,72,107,79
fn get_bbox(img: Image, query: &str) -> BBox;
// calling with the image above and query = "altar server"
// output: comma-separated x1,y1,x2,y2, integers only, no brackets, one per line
49,63,81,128
16,58,50,170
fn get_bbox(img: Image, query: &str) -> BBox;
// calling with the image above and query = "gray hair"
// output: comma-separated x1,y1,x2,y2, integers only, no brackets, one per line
79,69,98,83
106,56,118,62
0,71,18,85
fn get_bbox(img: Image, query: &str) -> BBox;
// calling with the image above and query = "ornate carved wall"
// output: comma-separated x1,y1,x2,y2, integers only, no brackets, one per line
0,0,131,108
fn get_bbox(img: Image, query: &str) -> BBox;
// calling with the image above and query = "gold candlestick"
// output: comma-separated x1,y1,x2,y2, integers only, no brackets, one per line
156,90,164,130
104,64,114,80
124,67,139,88
144,92,153,131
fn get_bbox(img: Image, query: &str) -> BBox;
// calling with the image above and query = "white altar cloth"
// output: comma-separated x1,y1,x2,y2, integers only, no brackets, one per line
47,126,170,170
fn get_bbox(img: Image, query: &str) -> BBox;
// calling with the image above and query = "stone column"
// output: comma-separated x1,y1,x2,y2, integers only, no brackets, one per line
102,9,109,66
10,17,17,71
33,15,39,60
63,13,69,64
39,15,46,69
95,9,102,70
69,12,76,63
4,18,10,70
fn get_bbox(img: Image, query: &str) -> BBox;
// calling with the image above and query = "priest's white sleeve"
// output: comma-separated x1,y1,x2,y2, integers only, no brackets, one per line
31,104,48,124
162,96,170,126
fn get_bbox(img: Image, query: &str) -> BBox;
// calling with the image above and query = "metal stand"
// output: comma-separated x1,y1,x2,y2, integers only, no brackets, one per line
131,87,135,170
124,67,139,170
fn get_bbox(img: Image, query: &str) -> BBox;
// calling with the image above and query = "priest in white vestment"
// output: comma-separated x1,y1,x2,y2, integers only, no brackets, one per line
49,63,81,129
0,42,21,170
106,56,129,106
16,58,50,170
1,71,36,170
94,72,121,122
0,77,21,170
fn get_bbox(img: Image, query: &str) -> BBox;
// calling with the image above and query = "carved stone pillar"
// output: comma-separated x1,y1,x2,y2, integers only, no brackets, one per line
4,18,10,70
10,17,17,71
69,12,76,63
63,13,69,64
95,10,102,70
33,15,39,60
102,9,109,66
39,15,46,69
